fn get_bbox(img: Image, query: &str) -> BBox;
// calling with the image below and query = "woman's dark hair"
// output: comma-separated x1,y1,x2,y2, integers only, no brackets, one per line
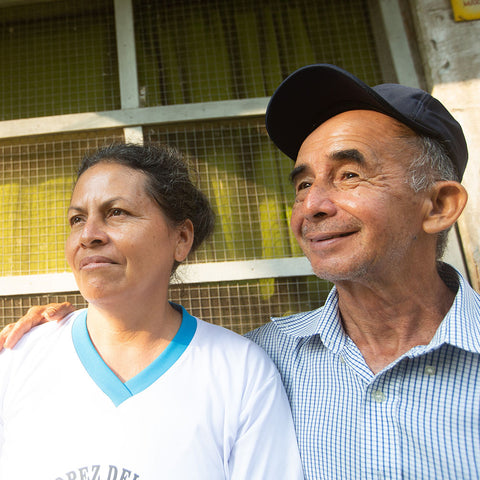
77,143,215,264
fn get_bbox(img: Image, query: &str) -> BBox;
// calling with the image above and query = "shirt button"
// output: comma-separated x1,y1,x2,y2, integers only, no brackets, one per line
371,390,386,403
425,365,436,375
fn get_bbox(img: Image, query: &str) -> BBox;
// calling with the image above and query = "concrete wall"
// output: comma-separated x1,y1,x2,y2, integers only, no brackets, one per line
409,0,480,290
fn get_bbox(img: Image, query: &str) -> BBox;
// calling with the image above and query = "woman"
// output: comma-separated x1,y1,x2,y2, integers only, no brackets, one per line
0,144,303,479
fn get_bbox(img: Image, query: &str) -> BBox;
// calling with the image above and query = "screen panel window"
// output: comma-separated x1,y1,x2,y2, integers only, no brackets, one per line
0,130,125,277
0,0,385,330
133,0,382,106
144,118,302,264
0,0,119,120
0,276,331,334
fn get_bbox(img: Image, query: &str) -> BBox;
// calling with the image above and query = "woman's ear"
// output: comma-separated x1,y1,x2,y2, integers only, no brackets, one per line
422,181,468,234
174,219,195,262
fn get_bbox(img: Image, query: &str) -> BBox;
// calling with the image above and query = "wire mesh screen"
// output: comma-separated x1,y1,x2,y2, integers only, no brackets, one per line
0,130,125,276
133,0,382,106
0,0,119,120
0,275,331,334
0,0,382,330
145,118,302,263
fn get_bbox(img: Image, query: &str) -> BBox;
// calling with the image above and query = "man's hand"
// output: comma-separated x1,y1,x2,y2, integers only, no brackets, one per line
0,302,75,351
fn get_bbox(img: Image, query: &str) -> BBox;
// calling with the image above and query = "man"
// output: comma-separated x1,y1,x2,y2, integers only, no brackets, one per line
2,64,479,478
246,64,479,479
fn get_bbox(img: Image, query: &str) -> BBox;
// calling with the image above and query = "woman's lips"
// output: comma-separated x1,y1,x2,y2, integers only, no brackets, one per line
79,256,117,269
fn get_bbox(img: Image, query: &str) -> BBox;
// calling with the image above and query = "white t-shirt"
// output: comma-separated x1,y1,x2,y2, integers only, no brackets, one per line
0,306,303,480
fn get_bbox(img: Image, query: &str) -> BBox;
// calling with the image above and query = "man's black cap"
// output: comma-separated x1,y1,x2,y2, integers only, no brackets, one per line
265,64,468,179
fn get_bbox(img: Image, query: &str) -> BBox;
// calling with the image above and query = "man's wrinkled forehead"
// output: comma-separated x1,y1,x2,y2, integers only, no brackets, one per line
288,109,406,181
266,64,468,180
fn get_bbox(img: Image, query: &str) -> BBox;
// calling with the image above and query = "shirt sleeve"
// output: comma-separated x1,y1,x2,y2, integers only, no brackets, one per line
228,361,304,479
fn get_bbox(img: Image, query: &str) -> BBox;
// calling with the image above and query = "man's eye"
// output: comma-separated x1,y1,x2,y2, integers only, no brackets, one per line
110,208,125,217
296,181,311,191
343,172,359,180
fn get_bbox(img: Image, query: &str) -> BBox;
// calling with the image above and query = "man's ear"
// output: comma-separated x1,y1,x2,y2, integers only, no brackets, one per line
422,181,468,234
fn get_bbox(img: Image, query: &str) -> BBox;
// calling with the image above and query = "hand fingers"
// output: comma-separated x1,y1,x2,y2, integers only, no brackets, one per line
2,303,51,350
0,323,17,351
42,302,75,321
0,302,75,351
2,316,47,350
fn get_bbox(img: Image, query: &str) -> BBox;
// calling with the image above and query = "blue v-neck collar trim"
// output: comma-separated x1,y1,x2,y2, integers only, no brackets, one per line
72,304,197,407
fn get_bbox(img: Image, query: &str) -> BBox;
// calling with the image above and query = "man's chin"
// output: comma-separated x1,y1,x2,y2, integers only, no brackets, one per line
309,260,370,284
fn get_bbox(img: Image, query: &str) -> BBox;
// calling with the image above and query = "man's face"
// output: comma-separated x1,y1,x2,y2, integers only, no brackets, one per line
290,110,432,284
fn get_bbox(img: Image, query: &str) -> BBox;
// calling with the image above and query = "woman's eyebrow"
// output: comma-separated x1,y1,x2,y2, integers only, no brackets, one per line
67,197,125,213
67,205,84,214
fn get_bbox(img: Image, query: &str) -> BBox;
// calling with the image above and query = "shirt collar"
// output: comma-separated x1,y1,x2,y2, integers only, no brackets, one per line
271,286,348,353
271,263,480,355
420,263,480,354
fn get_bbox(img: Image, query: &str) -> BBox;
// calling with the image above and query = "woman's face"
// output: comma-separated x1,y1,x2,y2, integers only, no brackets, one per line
65,161,193,306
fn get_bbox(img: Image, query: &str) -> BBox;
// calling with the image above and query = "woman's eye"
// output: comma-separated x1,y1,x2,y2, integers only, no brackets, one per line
69,216,82,226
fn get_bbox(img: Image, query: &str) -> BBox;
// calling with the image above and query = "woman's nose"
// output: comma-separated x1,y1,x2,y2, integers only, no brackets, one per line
79,217,108,248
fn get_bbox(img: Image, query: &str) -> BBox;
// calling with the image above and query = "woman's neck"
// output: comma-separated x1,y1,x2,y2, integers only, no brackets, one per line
84,301,182,382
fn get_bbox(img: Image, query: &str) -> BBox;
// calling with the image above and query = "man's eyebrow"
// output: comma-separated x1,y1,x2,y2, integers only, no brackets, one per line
289,149,365,184
330,149,365,164
289,165,306,184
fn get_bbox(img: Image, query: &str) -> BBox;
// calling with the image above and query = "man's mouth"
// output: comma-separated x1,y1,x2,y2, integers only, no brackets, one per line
307,231,356,242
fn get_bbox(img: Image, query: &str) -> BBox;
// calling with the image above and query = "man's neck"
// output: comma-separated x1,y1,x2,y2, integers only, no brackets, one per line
336,266,456,374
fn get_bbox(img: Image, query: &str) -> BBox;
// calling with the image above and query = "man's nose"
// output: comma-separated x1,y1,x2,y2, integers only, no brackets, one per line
302,184,337,220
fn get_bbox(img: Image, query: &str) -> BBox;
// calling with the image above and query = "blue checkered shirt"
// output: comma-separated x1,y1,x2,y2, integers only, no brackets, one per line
246,264,480,479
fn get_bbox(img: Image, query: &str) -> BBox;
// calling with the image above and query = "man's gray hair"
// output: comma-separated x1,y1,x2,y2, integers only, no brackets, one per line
405,135,460,259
